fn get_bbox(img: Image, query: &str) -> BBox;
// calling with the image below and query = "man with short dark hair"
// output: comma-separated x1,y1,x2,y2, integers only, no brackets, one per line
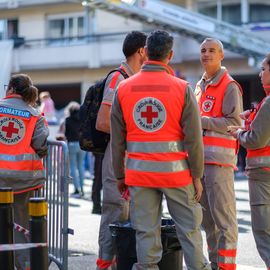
95,30,147,270
111,30,210,270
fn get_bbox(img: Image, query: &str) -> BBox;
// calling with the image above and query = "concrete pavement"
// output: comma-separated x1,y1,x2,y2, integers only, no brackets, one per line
49,177,266,270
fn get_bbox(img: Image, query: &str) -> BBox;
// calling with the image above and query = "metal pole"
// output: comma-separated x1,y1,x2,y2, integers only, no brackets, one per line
241,0,249,24
29,197,48,270
0,187,14,270
217,0,222,21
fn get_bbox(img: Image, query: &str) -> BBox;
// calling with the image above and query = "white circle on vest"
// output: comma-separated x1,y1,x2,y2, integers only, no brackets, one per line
133,97,166,132
202,100,214,112
0,117,26,145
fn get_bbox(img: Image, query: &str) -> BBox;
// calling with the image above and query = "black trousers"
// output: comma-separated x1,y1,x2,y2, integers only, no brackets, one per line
92,153,104,207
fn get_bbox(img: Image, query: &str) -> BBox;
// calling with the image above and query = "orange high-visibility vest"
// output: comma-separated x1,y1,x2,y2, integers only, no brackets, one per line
117,63,192,187
245,96,270,170
0,96,45,193
196,71,241,168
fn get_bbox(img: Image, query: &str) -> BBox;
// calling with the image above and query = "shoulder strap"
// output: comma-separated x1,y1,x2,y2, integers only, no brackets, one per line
105,67,129,81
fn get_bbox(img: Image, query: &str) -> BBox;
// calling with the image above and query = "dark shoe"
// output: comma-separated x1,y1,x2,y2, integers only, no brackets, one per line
71,189,81,198
211,262,219,270
92,204,102,214
81,188,84,197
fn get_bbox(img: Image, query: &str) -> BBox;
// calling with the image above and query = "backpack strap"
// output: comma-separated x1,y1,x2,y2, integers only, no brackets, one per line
104,67,129,91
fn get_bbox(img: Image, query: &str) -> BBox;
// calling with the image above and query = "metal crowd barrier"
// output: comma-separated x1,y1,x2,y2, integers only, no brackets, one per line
36,140,72,270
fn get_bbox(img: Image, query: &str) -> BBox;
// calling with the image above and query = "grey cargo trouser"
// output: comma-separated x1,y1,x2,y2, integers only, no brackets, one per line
97,177,129,263
200,165,238,267
129,184,211,270
249,178,270,269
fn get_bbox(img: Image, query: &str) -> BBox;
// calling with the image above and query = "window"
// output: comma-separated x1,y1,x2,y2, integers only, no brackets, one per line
198,6,217,19
0,18,18,40
222,4,241,25
250,4,270,23
47,13,85,45
199,4,241,25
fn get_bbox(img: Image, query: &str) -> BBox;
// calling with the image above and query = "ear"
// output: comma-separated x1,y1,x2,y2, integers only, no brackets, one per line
220,51,224,61
145,46,149,58
138,47,144,55
168,50,174,62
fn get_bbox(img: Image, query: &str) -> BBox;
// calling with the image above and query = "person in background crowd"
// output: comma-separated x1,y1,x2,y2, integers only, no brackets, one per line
0,73,49,270
65,102,85,197
39,91,57,124
95,30,147,270
56,101,80,141
111,30,210,270
195,38,243,270
229,53,270,270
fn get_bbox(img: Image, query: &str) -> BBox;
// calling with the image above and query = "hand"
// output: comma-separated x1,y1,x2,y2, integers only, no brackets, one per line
117,179,128,195
192,178,203,202
239,110,251,121
227,125,243,138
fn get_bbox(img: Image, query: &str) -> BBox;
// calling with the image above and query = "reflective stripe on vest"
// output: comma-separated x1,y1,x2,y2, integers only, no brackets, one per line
0,153,40,161
0,153,43,172
246,154,270,169
0,169,45,180
127,141,184,153
126,140,192,187
203,130,237,167
126,158,188,173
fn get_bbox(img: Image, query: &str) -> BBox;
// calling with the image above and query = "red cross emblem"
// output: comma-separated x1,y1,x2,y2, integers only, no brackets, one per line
2,122,19,138
0,117,25,145
202,100,213,112
133,97,166,132
141,106,158,124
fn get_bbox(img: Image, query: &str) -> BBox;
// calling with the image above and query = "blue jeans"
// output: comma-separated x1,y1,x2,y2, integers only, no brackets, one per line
68,141,85,190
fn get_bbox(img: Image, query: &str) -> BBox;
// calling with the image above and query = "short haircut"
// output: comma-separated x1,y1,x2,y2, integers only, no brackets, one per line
122,31,147,58
146,30,173,61
201,37,224,52
265,53,270,71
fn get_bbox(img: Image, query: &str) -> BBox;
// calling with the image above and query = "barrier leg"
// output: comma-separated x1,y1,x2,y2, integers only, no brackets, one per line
29,197,48,270
0,187,15,270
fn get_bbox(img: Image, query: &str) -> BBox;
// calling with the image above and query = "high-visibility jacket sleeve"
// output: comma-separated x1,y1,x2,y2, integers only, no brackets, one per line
102,71,125,106
201,82,243,133
181,85,204,179
31,115,49,158
238,96,270,149
110,90,126,180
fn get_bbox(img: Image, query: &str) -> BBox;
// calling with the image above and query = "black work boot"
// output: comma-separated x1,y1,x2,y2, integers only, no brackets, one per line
92,204,102,214
211,262,219,270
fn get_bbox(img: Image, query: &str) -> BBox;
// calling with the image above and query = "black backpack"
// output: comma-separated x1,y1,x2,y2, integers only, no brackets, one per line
79,68,129,153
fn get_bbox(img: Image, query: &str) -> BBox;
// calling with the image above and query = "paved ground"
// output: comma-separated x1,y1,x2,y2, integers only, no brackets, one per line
49,177,266,270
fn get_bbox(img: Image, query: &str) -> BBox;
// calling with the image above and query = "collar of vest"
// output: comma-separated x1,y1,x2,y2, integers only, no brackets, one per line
263,85,270,93
206,71,228,89
120,61,134,76
1,96,40,117
201,67,227,87
4,94,22,100
142,61,175,75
